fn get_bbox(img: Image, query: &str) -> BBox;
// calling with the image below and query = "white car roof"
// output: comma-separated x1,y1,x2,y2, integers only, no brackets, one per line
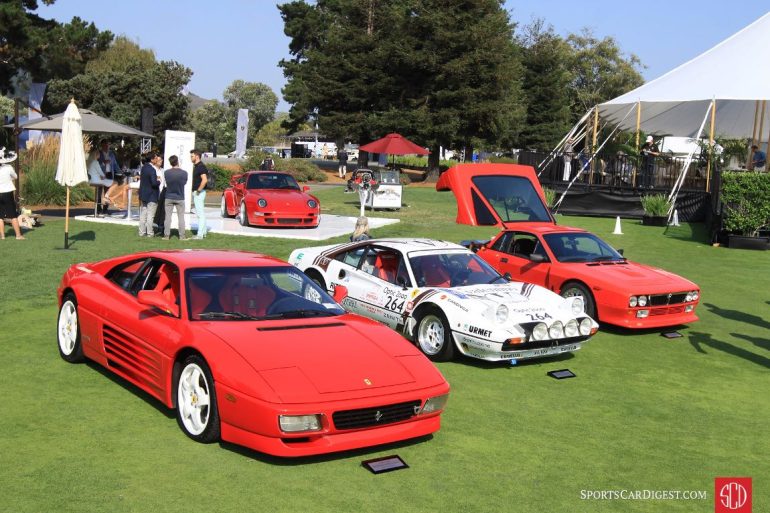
366,238,468,255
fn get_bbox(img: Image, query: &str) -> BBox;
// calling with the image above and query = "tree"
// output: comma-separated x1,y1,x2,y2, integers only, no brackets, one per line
188,101,235,154
566,29,645,120
517,20,572,150
253,112,290,147
0,1,112,93
85,35,155,75
223,80,279,144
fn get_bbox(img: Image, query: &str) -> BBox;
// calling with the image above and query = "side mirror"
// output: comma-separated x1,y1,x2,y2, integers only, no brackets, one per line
138,290,179,317
302,185,310,192
332,284,348,303
617,249,625,256
397,275,409,290
529,253,547,263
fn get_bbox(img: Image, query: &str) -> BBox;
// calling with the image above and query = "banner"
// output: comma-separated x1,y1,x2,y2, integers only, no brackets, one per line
163,130,196,217
235,108,249,158
27,82,46,146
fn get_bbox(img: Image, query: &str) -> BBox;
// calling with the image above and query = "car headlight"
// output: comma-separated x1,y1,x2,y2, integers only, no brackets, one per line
579,317,593,335
564,319,579,337
548,321,564,339
496,304,509,324
257,198,268,208
629,296,638,307
531,323,548,341
638,295,648,307
307,199,318,208
571,297,584,315
691,291,699,301
419,393,449,415
279,414,323,433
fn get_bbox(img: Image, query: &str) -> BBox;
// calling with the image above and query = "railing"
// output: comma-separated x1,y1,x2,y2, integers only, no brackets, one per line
519,150,712,192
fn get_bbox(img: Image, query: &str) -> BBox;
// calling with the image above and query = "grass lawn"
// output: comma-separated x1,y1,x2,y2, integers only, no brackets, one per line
1,186,768,513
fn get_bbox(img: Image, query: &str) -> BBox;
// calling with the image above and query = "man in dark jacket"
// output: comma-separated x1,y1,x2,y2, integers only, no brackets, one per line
337,147,348,178
138,152,161,237
162,155,188,240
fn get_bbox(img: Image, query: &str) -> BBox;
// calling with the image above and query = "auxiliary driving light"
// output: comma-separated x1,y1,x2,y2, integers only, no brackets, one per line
532,323,548,341
579,317,593,335
548,321,564,339
564,319,579,337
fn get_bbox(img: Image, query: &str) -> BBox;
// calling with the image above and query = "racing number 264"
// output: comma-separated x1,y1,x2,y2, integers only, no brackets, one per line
385,296,405,312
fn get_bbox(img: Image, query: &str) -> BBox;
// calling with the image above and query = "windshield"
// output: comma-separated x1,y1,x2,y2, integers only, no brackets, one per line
186,266,344,321
471,175,551,223
543,233,624,263
246,173,300,191
409,252,505,287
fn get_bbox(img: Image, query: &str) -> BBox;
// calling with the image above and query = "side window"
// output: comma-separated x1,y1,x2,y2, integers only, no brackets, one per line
335,246,367,267
107,259,149,292
510,234,539,259
491,232,513,252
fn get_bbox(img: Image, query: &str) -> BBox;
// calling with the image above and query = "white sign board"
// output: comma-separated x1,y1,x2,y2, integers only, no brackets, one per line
366,184,403,209
164,130,196,219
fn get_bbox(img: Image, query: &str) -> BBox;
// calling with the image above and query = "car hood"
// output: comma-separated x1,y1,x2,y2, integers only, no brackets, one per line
202,317,428,401
574,261,698,292
248,189,314,207
444,282,563,308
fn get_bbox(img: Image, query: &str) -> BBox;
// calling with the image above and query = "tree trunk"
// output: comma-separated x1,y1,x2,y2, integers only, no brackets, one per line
425,143,442,182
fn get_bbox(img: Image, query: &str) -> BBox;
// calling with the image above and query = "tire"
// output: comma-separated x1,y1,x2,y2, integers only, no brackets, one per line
560,281,597,320
415,308,455,362
220,195,231,218
305,270,327,292
238,202,250,226
58,293,85,363
175,354,220,443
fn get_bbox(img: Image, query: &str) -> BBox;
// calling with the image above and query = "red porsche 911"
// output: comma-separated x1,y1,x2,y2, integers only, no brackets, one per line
221,171,321,227
57,250,449,457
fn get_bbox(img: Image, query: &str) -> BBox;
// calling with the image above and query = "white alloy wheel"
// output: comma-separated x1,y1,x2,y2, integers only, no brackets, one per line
57,294,84,362
177,362,212,436
220,195,228,217
418,314,446,355
239,202,249,226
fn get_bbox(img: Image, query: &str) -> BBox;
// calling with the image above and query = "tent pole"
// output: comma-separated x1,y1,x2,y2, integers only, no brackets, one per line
590,106,599,184
748,100,760,167
758,100,767,159
64,187,71,250
706,99,716,192
633,101,641,187
13,98,21,199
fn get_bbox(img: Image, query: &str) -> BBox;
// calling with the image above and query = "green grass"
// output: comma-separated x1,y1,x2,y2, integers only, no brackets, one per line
2,187,768,513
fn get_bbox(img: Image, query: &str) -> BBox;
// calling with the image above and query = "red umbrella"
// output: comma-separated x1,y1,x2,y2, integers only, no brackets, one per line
359,133,430,155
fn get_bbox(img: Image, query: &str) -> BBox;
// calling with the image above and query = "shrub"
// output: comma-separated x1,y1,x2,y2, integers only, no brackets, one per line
205,164,237,191
640,193,671,217
542,187,556,208
720,171,770,236
21,136,92,206
238,149,326,183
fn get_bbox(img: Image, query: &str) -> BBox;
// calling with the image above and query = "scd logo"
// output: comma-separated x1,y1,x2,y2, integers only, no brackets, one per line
715,477,752,513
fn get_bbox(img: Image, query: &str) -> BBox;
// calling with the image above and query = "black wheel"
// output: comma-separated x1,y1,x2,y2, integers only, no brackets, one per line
57,293,85,363
305,270,327,292
238,202,250,226
560,281,597,320
220,195,232,218
175,354,220,443
415,307,455,362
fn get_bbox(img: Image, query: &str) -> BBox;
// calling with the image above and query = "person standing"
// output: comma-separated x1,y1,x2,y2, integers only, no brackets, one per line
153,161,167,235
162,155,188,240
639,135,659,189
190,149,209,239
337,147,348,179
750,144,766,171
137,152,161,237
0,149,24,240
562,138,574,181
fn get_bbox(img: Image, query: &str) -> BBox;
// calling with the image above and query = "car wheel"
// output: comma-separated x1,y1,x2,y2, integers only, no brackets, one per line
304,270,326,292
561,282,597,320
220,195,231,218
175,355,220,443
415,308,454,362
238,202,250,226
57,293,85,363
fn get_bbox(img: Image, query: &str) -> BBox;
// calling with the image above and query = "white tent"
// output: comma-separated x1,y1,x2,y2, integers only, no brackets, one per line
599,11,770,139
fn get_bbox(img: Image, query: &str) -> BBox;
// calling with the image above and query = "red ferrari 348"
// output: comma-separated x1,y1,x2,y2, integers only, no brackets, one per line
57,250,449,457
221,171,321,228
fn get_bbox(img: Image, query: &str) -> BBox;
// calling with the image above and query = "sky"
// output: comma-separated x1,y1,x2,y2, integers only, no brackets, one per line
38,1,770,113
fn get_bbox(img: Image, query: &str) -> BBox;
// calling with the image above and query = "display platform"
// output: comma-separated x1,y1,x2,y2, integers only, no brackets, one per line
75,206,399,241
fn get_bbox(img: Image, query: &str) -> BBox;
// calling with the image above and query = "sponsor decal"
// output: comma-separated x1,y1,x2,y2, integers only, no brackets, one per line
295,252,304,262
366,291,379,301
445,298,469,312
715,478,751,513
467,325,492,338
411,289,420,298
383,286,408,299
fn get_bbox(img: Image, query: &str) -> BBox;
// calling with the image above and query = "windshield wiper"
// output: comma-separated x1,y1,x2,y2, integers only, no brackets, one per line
259,309,337,320
198,311,259,320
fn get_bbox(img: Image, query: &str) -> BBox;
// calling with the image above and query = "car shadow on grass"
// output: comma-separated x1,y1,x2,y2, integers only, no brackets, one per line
219,434,434,465
703,302,770,331
688,331,770,369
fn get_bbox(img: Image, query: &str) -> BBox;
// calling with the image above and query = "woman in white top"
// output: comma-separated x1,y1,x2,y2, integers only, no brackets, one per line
87,151,120,206
0,150,25,239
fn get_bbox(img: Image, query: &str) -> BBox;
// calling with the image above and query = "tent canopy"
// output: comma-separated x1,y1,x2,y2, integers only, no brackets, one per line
6,108,153,138
599,11,770,139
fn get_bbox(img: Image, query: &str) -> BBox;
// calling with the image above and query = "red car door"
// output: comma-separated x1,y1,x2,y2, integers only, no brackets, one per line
480,231,556,291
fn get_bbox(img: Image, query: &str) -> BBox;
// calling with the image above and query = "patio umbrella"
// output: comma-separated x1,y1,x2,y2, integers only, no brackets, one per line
55,100,89,250
6,108,153,137
359,133,430,156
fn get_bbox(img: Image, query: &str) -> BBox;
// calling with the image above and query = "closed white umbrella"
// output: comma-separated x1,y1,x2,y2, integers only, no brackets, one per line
55,100,88,249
